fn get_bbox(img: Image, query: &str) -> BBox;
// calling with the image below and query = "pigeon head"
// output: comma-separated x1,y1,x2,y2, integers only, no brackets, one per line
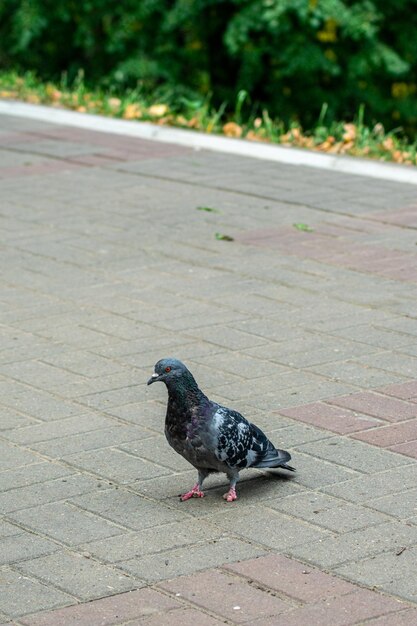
147,358,192,387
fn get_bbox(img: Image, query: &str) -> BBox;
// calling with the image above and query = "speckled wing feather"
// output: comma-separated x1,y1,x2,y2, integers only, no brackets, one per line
212,404,293,470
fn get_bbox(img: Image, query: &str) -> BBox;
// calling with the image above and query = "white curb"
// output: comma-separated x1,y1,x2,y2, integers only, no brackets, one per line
2,99,417,185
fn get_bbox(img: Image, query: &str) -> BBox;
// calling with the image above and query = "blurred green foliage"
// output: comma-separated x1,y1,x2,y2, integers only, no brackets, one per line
1,0,416,134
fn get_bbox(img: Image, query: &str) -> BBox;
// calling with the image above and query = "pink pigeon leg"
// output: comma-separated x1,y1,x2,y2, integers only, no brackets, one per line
180,483,205,501
223,486,237,502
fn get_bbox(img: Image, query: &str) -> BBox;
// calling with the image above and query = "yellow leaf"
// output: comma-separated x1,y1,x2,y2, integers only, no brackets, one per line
108,97,121,110
382,137,395,151
27,94,40,104
123,103,142,119
342,123,356,142
148,103,168,117
223,122,243,138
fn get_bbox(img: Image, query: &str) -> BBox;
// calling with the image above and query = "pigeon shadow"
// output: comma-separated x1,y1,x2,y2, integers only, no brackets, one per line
205,468,296,501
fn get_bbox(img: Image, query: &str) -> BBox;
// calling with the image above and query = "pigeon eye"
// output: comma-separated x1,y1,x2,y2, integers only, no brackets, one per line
165,366,171,372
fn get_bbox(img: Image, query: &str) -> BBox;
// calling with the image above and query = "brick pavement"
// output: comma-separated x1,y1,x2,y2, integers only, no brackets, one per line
0,110,417,624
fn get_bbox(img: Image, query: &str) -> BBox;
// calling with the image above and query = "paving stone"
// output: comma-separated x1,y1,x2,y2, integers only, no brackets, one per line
366,487,417,519
208,506,331,550
267,491,392,532
224,554,358,603
119,436,190,472
71,489,189,530
0,407,36,430
9,500,126,546
63,447,171,483
125,607,227,626
82,519,222,563
76,385,145,410
30,424,152,458
360,609,417,626
0,441,41,472
1,413,116,445
0,521,23,539
323,463,417,502
0,568,73,617
354,352,417,379
0,380,86,421
15,551,140,601
378,380,417,400
104,400,166,432
0,474,102,513
277,401,380,434
295,436,409,473
286,451,360,489
335,546,417,587
328,391,417,421
289,521,417,568
351,420,417,448
19,588,181,626
389,440,417,458
267,421,332,447
0,462,73,492
120,537,267,583
251,589,407,626
308,361,407,388
381,575,417,604
0,532,60,566
159,568,293,622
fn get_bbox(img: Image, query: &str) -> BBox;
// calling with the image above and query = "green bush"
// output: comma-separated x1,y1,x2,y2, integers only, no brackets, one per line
0,0,416,135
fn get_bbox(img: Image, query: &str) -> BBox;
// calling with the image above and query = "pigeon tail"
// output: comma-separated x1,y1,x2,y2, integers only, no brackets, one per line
252,445,295,471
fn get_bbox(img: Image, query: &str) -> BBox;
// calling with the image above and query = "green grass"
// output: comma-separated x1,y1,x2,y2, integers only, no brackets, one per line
1,70,416,166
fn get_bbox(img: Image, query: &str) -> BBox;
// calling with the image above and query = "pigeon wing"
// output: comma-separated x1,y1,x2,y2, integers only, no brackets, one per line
212,406,260,469
212,406,294,471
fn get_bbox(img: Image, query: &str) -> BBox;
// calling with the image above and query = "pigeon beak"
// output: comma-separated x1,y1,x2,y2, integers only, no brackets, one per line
147,372,160,386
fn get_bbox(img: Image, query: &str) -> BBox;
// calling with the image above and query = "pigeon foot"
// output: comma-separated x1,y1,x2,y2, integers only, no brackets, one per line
180,484,205,501
223,488,237,502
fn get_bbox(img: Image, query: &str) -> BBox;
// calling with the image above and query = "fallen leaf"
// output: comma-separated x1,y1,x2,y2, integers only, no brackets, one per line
148,103,168,117
223,122,243,138
343,123,356,142
123,103,142,120
108,97,121,110
197,206,219,213
123,103,142,119
215,232,234,241
293,223,314,232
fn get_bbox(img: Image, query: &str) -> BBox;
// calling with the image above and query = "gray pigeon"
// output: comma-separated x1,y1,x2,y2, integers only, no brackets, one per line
147,358,295,502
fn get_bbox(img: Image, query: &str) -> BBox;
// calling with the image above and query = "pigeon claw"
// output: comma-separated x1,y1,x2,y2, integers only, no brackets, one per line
223,488,237,502
180,485,205,501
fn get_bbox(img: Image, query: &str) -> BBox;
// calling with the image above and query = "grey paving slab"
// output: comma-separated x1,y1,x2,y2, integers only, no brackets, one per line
289,521,417,568
294,436,410,474
15,551,140,601
30,424,153,458
1,111,417,619
0,567,73,618
117,537,267,583
267,491,393,532
0,462,73,492
0,532,60,566
62,447,171,483
9,500,126,546
0,474,103,513
71,488,190,530
323,463,417,502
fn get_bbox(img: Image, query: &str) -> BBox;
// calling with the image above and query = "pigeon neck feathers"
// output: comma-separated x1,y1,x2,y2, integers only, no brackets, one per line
165,370,209,418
